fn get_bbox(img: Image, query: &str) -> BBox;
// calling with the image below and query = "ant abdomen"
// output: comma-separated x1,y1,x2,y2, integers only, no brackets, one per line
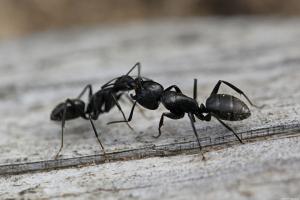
50,99,85,121
206,94,251,121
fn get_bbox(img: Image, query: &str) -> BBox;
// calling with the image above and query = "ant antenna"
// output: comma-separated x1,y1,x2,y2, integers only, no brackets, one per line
193,79,197,101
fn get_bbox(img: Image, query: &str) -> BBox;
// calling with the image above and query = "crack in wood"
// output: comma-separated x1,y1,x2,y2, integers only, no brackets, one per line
1,122,299,176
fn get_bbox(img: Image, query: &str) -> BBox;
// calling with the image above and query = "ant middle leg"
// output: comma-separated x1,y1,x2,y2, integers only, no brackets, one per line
188,113,206,160
88,115,106,154
70,98,106,154
210,80,264,108
155,112,184,138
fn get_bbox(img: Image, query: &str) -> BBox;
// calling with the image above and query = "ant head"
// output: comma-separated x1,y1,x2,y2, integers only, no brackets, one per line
50,99,85,121
114,75,136,91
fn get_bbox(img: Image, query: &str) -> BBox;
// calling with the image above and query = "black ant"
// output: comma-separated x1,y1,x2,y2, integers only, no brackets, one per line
109,77,262,160
158,79,263,159
108,78,207,159
50,85,104,159
107,67,164,124
50,63,145,159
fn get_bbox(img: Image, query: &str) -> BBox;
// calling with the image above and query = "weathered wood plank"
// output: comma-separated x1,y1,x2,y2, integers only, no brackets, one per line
1,122,300,175
1,136,300,199
0,17,300,199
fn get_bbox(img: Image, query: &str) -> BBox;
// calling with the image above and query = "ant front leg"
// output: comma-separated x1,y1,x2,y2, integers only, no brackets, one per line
111,95,133,130
107,101,137,125
155,112,184,138
210,80,264,109
124,93,148,118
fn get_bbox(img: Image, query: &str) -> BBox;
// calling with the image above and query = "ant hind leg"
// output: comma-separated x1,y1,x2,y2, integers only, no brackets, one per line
54,101,68,159
212,114,244,144
210,80,264,109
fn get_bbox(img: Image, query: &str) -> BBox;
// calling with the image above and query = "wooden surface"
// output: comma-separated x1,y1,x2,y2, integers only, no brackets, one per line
0,17,300,199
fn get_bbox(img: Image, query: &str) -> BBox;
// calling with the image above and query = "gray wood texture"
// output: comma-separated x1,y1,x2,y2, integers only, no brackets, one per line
0,17,300,199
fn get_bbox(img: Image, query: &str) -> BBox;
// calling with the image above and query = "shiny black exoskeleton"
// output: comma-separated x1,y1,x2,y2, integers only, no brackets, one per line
156,82,207,159
159,80,262,153
50,63,144,159
107,75,164,125
159,79,264,160
199,80,263,144
51,99,86,122
106,75,208,158
50,85,105,159
86,63,143,123
110,78,262,160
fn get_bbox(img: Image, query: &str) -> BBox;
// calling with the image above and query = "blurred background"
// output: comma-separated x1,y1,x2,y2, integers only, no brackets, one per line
1,0,300,40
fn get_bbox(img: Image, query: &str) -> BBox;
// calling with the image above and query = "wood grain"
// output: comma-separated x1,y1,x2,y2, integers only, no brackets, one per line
0,17,300,199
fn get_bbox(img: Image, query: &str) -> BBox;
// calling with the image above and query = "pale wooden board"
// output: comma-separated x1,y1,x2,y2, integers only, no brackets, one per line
0,17,300,199
1,137,300,200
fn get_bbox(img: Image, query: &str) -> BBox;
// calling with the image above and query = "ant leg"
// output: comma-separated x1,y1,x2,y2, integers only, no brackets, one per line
124,94,148,118
210,80,264,109
199,103,206,111
188,113,206,160
77,84,93,100
107,101,137,125
212,114,244,144
101,78,119,89
54,101,68,159
193,79,198,101
194,103,208,121
164,85,183,93
126,62,141,76
191,114,196,122
203,113,211,121
102,62,141,89
64,99,105,154
126,62,142,88
111,95,133,130
155,112,184,138
88,115,106,154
